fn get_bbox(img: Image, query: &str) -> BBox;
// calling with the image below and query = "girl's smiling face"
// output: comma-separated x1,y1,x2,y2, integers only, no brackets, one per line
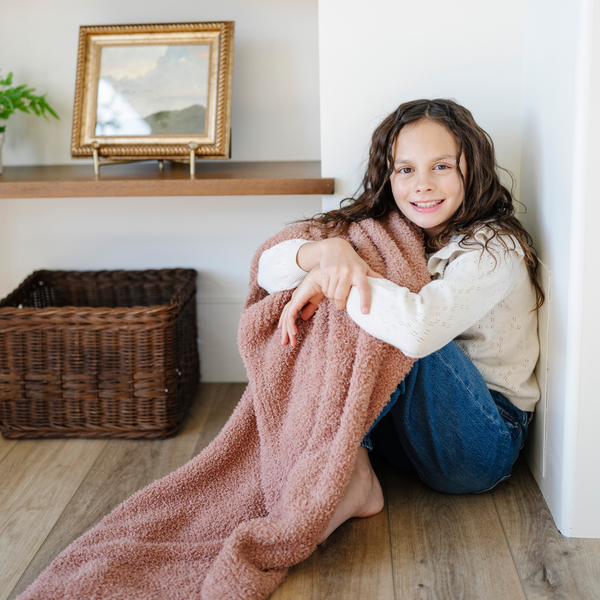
390,119,466,239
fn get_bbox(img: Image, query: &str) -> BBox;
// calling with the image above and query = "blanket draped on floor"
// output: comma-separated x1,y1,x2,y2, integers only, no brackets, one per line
18,212,430,600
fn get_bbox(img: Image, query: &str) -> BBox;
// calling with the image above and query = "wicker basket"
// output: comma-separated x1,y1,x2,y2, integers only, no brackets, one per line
0,269,200,439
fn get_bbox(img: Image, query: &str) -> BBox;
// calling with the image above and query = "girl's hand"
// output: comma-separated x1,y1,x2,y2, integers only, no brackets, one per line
278,267,325,347
316,238,384,313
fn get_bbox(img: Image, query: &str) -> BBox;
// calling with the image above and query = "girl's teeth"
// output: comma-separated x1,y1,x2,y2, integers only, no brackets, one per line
413,200,443,208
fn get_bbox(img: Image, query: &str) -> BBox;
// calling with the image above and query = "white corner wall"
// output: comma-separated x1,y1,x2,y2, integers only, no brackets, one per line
574,0,600,536
520,0,579,533
0,0,322,381
521,0,600,537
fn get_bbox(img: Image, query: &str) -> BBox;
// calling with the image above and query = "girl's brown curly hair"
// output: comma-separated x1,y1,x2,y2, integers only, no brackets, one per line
304,98,544,309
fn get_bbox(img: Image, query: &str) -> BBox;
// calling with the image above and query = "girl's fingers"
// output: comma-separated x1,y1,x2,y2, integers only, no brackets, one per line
323,269,341,300
281,315,296,346
288,318,298,346
333,272,376,313
280,310,289,344
300,301,318,321
284,326,296,347
333,282,349,311
325,272,350,311
280,304,293,345
338,274,353,310
355,278,372,314
280,311,287,343
320,273,331,301
316,254,385,314
279,267,325,345
358,270,384,313
280,299,303,346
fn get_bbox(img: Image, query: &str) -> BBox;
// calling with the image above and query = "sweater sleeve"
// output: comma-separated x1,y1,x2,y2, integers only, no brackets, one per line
257,239,310,293
345,242,523,358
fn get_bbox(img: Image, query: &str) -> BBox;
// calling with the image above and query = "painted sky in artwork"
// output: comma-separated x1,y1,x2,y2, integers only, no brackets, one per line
95,44,210,135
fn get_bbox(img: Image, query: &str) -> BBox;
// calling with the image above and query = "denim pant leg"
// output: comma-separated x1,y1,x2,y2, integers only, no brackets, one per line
361,385,402,452
370,341,531,494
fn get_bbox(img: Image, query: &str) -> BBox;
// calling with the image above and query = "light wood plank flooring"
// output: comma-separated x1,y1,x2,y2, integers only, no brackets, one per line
2,383,599,600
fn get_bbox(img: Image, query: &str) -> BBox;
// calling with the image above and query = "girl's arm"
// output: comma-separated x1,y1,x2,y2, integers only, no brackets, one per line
257,239,310,294
278,239,525,354
258,238,383,313
344,245,524,357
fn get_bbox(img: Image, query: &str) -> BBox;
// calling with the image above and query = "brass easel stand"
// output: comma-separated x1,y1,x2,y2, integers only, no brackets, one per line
91,142,199,178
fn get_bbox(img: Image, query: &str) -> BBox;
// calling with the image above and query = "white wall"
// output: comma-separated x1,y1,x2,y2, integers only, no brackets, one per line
520,0,582,535
318,0,525,212
520,0,600,538
0,0,322,381
574,0,600,535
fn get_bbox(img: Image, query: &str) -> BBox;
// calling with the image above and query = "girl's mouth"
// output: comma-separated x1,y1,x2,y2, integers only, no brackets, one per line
410,199,445,212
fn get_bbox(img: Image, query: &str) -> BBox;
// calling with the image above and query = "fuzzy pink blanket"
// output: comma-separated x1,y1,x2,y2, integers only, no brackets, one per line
18,212,430,600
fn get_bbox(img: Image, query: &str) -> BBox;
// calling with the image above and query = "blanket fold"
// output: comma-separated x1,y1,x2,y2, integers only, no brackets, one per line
18,212,430,600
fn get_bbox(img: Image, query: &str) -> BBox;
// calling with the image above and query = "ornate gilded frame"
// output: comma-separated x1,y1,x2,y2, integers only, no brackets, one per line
71,22,234,160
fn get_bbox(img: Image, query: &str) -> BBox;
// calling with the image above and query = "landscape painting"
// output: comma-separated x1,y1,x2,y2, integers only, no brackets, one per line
95,44,209,137
72,23,234,159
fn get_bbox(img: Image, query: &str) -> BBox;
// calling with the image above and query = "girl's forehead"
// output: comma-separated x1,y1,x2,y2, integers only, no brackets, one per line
394,120,458,150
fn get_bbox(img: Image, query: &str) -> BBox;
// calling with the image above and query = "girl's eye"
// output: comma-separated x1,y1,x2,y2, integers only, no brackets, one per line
434,164,450,170
397,167,412,174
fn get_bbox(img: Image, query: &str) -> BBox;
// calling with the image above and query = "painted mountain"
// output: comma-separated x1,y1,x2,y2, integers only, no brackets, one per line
143,104,206,135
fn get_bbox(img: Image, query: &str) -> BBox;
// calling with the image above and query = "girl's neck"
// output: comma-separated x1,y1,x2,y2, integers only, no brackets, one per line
424,237,437,254
423,224,445,253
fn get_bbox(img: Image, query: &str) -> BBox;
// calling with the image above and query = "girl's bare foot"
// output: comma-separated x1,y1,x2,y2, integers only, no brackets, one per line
317,446,384,544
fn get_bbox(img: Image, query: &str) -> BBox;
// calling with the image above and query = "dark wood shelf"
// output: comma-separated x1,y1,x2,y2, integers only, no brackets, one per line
0,161,334,198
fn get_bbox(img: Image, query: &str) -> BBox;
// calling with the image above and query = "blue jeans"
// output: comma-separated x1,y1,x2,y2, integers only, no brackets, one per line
362,342,532,494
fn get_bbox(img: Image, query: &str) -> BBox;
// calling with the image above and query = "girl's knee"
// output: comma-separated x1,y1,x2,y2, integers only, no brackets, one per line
421,463,513,495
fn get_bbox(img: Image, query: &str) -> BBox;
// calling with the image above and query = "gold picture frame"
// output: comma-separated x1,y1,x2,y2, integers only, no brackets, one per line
71,22,234,165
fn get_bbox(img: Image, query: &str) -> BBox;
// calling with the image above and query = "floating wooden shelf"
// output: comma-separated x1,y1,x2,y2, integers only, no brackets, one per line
0,161,334,198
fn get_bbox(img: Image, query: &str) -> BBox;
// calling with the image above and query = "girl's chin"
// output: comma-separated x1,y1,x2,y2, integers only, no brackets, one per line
420,221,448,239
396,206,451,234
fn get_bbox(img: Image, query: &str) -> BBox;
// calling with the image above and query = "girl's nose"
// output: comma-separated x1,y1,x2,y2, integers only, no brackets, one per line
415,173,435,193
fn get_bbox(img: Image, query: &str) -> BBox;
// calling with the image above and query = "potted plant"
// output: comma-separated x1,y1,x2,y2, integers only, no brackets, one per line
0,71,59,174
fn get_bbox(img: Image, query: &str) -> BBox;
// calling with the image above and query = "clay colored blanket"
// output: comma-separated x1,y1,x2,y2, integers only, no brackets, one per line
19,212,430,600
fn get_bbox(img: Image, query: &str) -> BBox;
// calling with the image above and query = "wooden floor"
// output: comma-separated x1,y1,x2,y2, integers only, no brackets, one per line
2,383,600,600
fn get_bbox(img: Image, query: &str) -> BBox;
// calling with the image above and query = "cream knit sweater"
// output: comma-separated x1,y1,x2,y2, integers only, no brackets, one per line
257,228,540,412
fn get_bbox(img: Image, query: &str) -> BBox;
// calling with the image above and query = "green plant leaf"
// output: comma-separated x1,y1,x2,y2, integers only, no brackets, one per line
0,72,59,123
44,102,59,120
2,94,14,110
0,72,14,87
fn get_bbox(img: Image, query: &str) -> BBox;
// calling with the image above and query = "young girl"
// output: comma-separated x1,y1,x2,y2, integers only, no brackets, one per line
257,99,542,542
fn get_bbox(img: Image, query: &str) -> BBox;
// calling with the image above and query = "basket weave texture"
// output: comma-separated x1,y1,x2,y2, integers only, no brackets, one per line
0,269,200,439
